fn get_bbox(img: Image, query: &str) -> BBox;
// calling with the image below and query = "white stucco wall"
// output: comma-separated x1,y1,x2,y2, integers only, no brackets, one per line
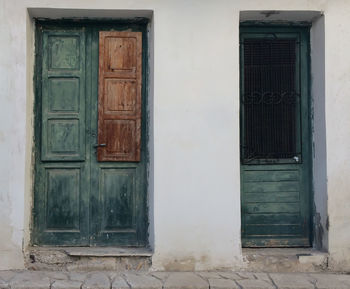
0,0,350,271
0,0,27,270
323,1,350,272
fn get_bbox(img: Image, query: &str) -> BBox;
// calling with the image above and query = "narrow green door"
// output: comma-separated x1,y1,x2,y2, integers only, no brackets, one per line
240,26,312,247
33,21,148,247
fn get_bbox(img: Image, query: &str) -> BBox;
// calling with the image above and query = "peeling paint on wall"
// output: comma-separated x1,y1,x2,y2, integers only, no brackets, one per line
314,212,324,250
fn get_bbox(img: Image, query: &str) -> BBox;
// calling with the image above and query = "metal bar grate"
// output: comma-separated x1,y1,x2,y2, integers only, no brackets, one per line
243,39,298,162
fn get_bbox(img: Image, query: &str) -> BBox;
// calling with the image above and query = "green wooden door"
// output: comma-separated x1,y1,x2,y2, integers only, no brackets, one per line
240,26,312,247
33,21,148,247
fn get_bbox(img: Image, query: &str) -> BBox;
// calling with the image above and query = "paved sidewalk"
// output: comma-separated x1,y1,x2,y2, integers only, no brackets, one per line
1,270,350,289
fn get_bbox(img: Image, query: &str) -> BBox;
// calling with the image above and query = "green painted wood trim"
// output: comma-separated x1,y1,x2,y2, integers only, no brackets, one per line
242,237,310,247
240,21,312,28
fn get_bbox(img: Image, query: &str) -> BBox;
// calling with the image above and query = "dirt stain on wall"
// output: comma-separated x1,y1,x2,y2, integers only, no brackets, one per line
0,213,24,269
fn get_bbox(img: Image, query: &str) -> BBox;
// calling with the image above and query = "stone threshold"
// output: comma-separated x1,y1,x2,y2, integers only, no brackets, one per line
63,246,153,257
27,246,153,271
29,246,153,257
243,247,329,272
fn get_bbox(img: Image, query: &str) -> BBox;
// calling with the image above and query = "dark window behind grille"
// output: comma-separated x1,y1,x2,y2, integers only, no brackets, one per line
243,39,299,162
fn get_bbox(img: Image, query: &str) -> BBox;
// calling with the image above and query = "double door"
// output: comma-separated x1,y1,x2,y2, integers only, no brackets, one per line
33,21,148,246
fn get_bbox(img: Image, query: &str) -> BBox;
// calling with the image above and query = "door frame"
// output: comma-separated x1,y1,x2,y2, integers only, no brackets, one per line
239,23,314,247
31,18,151,247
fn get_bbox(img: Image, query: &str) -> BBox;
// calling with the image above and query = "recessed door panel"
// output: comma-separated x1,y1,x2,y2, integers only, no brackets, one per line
41,30,86,161
45,168,80,231
48,78,80,112
49,35,80,70
100,168,136,231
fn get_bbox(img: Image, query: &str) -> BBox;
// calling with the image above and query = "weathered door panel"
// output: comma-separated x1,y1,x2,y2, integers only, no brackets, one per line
33,22,148,247
33,28,89,245
241,165,310,247
41,30,86,161
33,163,90,246
90,166,140,246
240,26,311,247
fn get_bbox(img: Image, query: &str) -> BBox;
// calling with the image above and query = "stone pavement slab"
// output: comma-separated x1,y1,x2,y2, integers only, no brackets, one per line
68,272,88,282
310,273,350,289
236,272,257,279
1,270,350,288
217,271,244,280
111,276,130,289
254,272,274,284
197,271,222,279
150,271,170,282
124,272,162,289
9,271,51,289
208,278,240,289
0,279,9,289
45,271,69,281
270,273,314,289
82,272,110,289
236,278,275,289
164,272,208,289
52,279,83,289
0,270,17,282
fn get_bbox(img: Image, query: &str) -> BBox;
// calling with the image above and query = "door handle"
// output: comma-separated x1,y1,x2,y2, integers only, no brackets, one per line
93,143,106,148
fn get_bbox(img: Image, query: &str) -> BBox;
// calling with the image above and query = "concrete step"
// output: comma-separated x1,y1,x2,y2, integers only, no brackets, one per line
243,248,329,272
28,247,152,271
